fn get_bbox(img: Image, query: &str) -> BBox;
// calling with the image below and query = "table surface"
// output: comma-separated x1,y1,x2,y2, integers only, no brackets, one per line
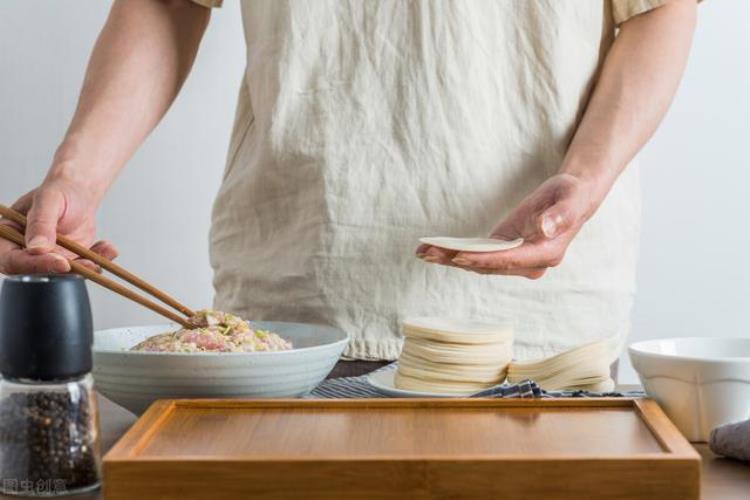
2,391,749,500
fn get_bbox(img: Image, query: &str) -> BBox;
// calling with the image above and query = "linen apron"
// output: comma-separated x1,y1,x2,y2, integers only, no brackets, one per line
195,0,668,361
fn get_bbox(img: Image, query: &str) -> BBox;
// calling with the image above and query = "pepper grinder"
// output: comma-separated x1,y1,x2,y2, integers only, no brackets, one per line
0,275,101,497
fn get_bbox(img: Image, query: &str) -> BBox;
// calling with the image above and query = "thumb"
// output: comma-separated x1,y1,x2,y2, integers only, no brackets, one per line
538,202,574,240
25,189,65,254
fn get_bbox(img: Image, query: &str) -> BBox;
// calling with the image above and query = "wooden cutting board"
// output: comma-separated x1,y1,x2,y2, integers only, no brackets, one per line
103,398,700,500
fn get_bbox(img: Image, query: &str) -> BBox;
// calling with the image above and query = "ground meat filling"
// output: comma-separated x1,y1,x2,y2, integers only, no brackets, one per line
130,310,293,353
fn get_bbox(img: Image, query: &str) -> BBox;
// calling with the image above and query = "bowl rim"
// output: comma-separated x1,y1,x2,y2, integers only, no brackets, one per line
628,336,750,363
93,322,349,357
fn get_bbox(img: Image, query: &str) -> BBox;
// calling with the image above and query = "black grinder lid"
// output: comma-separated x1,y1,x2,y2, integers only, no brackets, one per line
0,274,93,381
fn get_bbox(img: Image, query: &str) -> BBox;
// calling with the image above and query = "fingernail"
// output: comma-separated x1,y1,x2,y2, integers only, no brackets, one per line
27,236,49,249
452,257,471,266
423,256,439,263
542,215,558,239
52,259,69,273
416,253,426,259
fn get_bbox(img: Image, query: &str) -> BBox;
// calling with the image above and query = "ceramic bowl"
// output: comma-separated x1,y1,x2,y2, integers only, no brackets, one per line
93,322,347,415
629,337,750,442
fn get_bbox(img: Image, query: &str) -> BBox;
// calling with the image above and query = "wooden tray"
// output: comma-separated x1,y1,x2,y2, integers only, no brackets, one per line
103,398,700,500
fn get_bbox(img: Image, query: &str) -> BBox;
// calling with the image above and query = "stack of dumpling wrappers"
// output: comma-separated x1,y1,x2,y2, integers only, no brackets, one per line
395,318,514,394
506,340,615,392
395,317,615,394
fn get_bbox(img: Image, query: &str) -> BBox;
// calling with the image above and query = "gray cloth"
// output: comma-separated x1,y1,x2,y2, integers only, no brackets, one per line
710,419,750,462
326,360,391,379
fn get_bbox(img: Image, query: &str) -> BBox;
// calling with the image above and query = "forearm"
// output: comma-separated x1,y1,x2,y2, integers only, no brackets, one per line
49,0,209,202
560,0,696,214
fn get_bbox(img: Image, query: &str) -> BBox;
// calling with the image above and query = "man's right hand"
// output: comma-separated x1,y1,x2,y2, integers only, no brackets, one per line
0,0,209,276
0,176,118,275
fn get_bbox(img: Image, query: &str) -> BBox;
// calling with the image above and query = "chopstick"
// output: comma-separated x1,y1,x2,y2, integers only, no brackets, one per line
0,204,194,318
0,218,192,329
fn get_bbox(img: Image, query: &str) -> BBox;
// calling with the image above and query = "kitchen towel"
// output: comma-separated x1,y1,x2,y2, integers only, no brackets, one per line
709,419,750,462
308,363,644,399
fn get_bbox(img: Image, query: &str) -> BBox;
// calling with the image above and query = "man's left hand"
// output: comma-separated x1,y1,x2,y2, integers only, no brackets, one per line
416,173,596,279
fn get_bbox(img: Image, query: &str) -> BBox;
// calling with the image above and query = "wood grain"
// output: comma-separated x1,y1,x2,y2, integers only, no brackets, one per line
104,398,700,500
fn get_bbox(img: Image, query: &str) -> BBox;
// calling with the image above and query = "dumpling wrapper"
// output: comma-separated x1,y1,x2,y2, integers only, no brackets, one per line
394,371,496,394
402,317,513,345
419,236,524,253
398,352,510,383
403,337,513,365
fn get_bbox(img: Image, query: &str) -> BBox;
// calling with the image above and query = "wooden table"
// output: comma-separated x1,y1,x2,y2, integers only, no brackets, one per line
2,393,748,499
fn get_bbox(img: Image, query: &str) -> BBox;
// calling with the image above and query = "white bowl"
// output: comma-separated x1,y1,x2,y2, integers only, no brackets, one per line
93,322,348,415
629,337,750,442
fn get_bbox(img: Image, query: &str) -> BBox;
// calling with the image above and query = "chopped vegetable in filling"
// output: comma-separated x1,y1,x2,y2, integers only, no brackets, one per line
130,309,293,353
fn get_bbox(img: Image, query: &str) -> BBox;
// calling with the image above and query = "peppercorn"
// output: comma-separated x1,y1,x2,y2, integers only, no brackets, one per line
0,389,99,495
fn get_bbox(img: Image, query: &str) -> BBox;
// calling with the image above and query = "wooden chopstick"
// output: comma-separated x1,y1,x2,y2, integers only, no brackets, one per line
0,203,194,318
0,224,192,328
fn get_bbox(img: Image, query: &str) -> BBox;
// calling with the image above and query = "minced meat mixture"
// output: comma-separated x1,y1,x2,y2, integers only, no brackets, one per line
130,310,293,353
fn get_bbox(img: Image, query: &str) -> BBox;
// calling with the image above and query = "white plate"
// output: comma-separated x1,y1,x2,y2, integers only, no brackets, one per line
367,369,472,398
93,322,348,415
419,236,524,253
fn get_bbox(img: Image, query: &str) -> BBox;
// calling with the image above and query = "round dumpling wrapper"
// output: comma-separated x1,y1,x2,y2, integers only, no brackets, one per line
402,337,512,366
402,317,513,345
393,371,497,394
398,352,509,383
419,236,524,253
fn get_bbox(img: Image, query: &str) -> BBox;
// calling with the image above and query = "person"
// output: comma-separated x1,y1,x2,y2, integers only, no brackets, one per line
0,0,697,378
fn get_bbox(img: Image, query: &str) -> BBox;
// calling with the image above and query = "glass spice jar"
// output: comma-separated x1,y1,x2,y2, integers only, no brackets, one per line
0,275,101,497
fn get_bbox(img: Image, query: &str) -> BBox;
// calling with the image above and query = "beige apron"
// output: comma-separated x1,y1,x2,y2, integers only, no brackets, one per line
195,0,668,361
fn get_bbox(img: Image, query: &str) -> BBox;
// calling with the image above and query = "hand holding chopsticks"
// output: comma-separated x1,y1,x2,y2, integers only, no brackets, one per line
0,204,194,328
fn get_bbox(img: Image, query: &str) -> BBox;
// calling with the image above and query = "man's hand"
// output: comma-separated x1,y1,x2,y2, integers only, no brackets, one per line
416,174,593,279
0,176,117,275
417,0,695,279
0,0,209,275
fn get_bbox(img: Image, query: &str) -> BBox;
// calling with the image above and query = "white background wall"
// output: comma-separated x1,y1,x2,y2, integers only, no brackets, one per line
1,1,747,383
